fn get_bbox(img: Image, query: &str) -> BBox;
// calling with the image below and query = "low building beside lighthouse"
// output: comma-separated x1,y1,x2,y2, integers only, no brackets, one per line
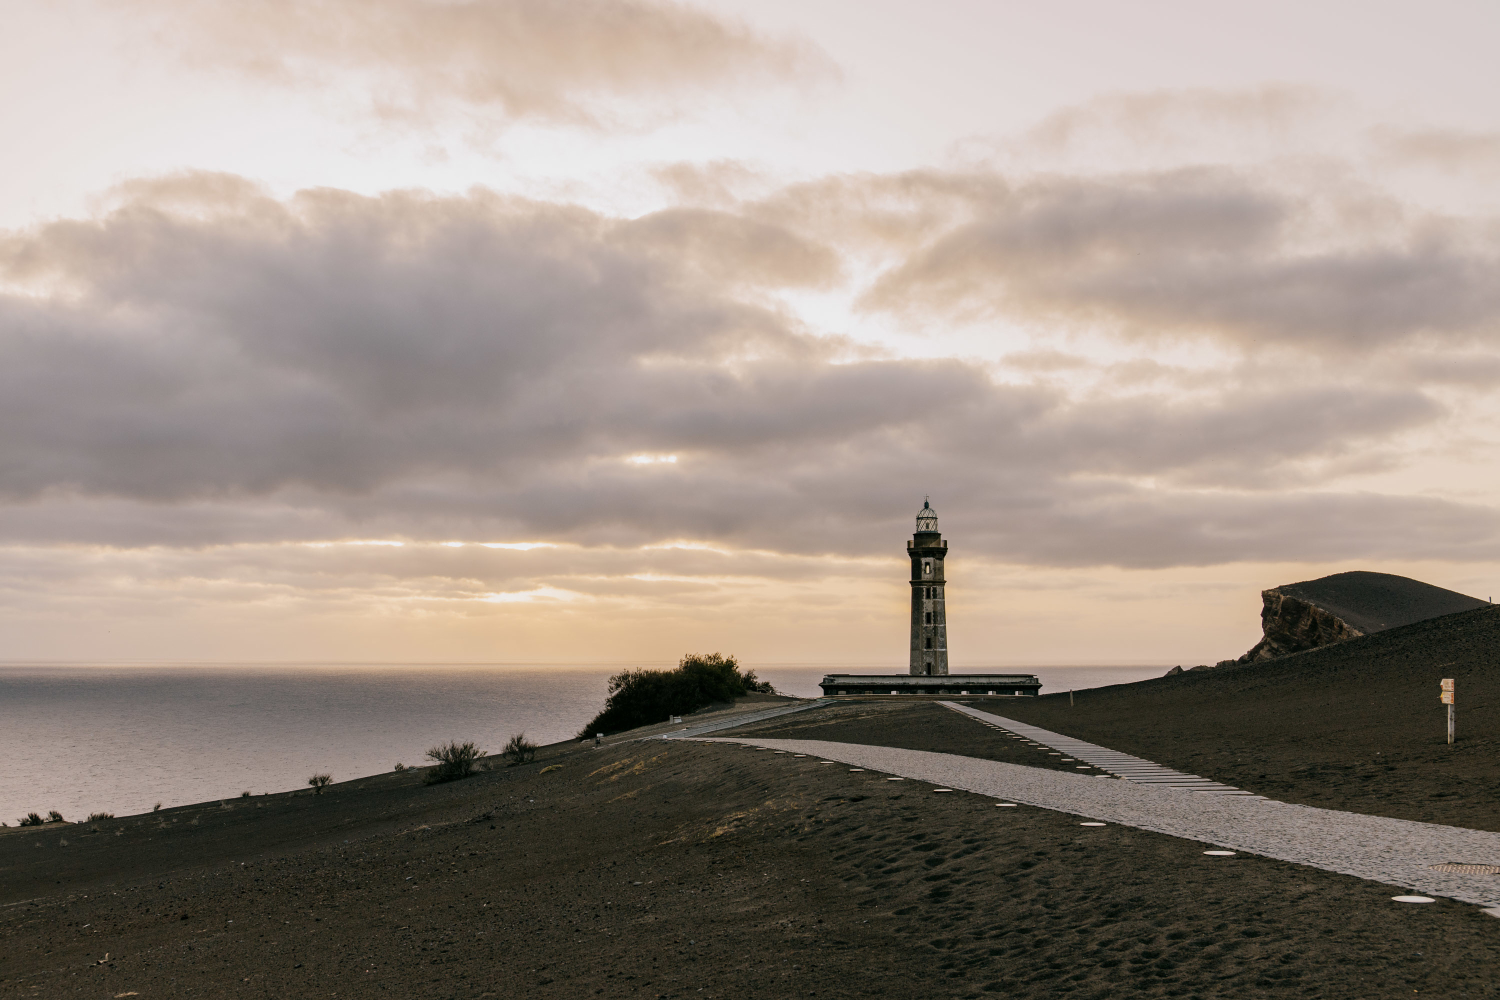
819,500,1041,698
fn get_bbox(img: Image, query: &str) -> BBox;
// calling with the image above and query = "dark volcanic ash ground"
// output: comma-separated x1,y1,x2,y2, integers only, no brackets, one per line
4,702,1499,999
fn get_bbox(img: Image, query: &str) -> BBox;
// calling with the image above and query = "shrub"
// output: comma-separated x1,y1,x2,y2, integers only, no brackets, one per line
46,810,65,823
19,813,44,827
578,653,775,737
394,762,406,772
502,733,538,765
87,812,113,821
240,790,251,798
308,774,332,794
153,802,162,812
425,741,486,783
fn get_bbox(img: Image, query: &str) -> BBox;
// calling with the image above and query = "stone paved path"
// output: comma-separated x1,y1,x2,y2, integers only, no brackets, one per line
699,735,1500,910
654,699,829,740
944,702,1257,795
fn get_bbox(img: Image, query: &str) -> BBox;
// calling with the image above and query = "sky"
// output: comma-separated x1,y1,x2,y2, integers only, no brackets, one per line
4,0,1500,667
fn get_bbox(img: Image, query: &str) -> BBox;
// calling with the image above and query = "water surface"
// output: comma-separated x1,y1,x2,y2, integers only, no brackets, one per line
0,662,1162,822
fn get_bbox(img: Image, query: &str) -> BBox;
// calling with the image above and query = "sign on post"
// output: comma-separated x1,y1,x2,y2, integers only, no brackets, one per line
1440,679,1455,744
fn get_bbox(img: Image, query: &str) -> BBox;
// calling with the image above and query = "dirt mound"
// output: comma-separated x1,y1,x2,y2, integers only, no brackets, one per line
1237,570,1490,662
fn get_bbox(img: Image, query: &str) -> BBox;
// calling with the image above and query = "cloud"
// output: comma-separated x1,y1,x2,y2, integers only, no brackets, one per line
0,170,1493,572
1007,86,1343,166
130,0,832,126
620,207,842,289
1373,126,1500,174
847,166,1500,352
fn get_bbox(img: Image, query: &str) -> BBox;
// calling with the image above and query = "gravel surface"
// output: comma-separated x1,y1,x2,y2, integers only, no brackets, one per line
703,735,1500,910
10,720,1500,997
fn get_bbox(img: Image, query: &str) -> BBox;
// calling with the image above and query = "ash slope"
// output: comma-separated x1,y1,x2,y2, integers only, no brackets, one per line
6,733,1500,999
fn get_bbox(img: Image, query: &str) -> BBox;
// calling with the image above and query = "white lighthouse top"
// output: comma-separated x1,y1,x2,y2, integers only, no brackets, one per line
915,498,938,533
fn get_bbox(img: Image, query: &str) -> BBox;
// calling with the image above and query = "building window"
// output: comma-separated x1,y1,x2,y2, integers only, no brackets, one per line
925,637,932,649
925,611,932,624
923,560,931,576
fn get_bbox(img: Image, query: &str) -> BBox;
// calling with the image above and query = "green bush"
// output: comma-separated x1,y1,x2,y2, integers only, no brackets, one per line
19,812,44,827
425,740,486,783
46,810,65,823
578,653,775,737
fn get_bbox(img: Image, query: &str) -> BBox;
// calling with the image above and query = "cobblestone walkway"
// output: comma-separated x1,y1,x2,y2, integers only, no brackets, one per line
655,699,830,740
944,701,1257,795
702,735,1500,910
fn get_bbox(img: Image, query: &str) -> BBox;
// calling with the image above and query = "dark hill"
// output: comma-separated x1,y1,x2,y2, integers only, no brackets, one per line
1279,570,1488,634
997,603,1500,830
1237,570,1489,662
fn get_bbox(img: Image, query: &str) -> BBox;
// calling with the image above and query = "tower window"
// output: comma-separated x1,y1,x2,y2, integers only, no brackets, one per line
923,560,931,576
925,637,932,649
925,611,932,624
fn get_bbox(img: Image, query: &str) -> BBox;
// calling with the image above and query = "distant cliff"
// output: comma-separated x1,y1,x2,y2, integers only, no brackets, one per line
1235,571,1490,664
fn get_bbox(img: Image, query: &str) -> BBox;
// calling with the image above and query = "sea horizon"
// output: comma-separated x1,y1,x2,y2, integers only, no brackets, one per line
1,661,1165,824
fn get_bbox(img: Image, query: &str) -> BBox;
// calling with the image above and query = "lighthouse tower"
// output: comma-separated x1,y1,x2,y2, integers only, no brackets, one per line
908,498,948,675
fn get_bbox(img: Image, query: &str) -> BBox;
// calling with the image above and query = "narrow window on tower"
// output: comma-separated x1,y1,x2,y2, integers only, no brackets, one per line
925,637,932,649
925,611,932,624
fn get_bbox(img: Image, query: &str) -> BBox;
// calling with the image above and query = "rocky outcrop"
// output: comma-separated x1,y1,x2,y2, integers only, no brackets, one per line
1231,571,1489,665
1238,590,1365,662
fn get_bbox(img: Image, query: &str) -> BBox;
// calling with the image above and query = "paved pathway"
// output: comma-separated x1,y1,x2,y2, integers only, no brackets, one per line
700,735,1500,911
944,702,1257,796
654,699,830,740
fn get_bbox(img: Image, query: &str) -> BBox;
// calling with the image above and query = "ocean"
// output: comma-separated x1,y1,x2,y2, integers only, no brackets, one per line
0,663,1164,824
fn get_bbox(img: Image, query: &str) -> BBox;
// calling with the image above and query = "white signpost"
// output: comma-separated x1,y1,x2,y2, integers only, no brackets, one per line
1440,678,1455,744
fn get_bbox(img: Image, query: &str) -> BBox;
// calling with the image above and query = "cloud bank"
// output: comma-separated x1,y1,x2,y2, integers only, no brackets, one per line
2,165,1498,570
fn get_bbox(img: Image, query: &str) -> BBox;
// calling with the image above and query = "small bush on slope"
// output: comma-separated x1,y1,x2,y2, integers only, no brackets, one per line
502,733,537,765
426,740,487,782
